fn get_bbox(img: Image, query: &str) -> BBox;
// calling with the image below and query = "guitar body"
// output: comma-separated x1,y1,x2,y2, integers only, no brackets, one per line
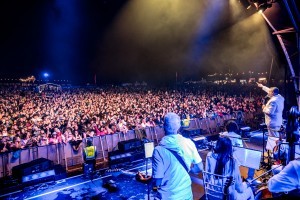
255,186,272,200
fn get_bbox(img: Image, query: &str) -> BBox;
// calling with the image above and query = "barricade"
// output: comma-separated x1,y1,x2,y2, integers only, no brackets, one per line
0,114,245,178
64,142,83,170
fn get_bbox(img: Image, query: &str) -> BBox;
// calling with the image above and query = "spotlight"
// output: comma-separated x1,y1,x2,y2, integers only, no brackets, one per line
250,0,273,12
239,0,251,9
43,73,49,78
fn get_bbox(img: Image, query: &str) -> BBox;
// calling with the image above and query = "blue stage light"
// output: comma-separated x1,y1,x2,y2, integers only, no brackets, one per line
43,73,49,78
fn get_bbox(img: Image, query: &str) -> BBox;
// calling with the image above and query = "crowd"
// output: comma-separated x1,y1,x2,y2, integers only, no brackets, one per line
0,83,266,153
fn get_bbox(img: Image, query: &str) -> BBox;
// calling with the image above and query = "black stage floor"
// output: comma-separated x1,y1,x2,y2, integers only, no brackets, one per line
0,159,157,200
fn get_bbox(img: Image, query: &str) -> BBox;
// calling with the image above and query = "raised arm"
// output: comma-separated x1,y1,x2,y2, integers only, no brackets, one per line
256,82,270,93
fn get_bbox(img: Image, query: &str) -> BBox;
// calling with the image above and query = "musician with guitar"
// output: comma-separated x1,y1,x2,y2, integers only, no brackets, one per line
205,137,254,200
152,112,203,200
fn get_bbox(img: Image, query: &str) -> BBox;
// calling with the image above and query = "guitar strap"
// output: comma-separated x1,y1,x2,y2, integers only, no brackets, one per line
162,147,189,173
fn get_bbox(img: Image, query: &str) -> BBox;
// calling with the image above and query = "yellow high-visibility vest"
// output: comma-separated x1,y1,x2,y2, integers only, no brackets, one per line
84,146,96,160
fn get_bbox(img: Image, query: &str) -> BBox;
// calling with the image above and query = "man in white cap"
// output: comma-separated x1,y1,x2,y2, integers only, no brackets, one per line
152,112,203,200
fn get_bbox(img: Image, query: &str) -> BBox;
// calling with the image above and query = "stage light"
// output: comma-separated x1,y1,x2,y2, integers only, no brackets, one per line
43,73,49,78
250,0,273,12
239,0,251,9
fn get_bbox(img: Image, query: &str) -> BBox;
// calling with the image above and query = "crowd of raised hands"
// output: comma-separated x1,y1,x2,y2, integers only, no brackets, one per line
0,83,265,152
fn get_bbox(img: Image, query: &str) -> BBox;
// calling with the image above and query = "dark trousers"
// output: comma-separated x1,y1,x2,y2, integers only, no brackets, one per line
83,159,96,177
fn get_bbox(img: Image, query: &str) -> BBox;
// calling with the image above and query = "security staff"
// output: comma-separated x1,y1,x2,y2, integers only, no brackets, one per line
83,139,97,173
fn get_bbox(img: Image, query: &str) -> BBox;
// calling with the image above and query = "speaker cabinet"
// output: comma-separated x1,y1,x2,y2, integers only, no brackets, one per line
12,158,53,180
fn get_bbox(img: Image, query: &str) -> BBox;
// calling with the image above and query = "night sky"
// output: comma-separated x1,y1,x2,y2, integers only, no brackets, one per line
0,0,298,85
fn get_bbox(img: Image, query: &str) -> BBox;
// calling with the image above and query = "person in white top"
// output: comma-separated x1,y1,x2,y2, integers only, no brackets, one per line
220,120,259,184
256,82,285,137
206,137,254,200
268,159,300,198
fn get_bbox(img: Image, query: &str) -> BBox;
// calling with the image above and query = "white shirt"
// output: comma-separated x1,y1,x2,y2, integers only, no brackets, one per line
262,86,284,128
268,159,300,193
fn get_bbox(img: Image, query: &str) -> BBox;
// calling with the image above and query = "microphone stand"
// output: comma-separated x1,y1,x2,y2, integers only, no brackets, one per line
145,157,150,200
259,124,272,170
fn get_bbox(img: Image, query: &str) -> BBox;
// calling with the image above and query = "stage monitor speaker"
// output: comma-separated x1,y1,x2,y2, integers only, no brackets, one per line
118,139,142,152
108,150,133,167
22,169,55,183
182,128,202,138
108,150,144,168
12,158,53,180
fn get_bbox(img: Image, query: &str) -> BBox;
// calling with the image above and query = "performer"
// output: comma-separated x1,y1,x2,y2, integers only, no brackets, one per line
220,120,260,184
206,137,254,200
83,139,97,173
268,159,300,198
152,112,203,200
256,82,285,138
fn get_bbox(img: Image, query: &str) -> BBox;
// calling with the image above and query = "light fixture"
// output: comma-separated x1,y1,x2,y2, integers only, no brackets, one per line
250,0,273,12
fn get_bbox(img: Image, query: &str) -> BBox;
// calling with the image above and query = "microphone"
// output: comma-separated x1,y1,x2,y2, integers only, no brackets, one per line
262,95,269,105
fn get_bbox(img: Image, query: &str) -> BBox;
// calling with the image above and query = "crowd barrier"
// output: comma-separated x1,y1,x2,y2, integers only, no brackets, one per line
0,113,249,178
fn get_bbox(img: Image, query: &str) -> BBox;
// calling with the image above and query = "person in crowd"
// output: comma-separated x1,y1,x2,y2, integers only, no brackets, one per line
256,82,285,137
70,130,82,151
206,137,254,200
53,127,64,143
220,120,260,185
10,136,23,151
268,158,300,198
152,112,203,200
0,137,11,152
39,132,49,146
48,132,59,145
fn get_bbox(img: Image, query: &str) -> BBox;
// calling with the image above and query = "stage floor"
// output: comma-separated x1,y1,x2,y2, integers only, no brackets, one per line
0,159,159,200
